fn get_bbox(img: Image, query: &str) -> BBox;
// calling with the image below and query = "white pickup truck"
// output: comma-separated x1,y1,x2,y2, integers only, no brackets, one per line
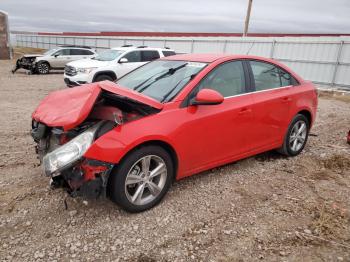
64,45,176,87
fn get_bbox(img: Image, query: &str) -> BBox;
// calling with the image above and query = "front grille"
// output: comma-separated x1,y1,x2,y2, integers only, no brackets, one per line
65,65,77,76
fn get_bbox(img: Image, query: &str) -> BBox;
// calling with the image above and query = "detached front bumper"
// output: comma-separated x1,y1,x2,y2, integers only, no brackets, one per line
64,77,86,88
48,158,114,199
64,73,90,87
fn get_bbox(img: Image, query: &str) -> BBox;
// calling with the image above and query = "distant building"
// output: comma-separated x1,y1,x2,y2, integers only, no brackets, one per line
0,10,12,59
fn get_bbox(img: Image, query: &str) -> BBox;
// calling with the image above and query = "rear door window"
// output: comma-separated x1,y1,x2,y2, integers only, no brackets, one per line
162,50,176,57
249,60,295,91
142,51,160,62
70,49,94,55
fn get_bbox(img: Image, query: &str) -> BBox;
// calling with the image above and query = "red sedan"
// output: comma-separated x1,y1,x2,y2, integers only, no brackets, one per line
31,54,318,212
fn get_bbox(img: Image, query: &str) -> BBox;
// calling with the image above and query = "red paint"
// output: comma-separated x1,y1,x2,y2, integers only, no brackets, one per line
32,81,163,131
81,162,108,181
33,54,318,180
195,89,224,104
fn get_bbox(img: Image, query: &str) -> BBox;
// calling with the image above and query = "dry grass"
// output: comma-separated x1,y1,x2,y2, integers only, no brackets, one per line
321,154,350,171
309,202,349,239
319,90,350,103
12,47,46,59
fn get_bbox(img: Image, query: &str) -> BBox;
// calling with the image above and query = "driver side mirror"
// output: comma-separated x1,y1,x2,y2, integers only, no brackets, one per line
119,58,128,63
54,54,59,58
190,89,224,106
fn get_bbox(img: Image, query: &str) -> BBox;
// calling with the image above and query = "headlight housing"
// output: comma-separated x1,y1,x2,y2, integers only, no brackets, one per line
76,67,97,74
42,125,99,176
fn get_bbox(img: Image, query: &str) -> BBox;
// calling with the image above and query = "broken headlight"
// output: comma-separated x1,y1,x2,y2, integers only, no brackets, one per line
42,125,99,176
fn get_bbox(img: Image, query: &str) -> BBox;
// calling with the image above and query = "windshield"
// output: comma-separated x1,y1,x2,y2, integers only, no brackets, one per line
117,60,207,102
44,48,58,55
93,49,125,61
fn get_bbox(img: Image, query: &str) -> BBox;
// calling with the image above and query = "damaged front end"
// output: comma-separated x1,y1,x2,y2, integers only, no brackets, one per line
31,81,162,199
31,120,115,198
12,55,41,74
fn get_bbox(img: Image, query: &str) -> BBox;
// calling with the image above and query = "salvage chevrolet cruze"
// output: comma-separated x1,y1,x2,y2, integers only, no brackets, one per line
31,54,318,212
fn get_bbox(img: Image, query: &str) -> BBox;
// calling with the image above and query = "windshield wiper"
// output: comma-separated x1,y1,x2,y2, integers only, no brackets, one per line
134,63,188,93
161,73,197,103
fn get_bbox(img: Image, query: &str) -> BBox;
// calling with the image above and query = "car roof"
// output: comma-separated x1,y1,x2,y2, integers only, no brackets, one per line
160,53,303,82
111,46,174,52
161,53,284,64
57,45,92,50
161,53,228,63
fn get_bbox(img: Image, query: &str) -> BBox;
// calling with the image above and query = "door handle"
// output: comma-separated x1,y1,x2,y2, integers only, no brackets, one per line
238,108,252,115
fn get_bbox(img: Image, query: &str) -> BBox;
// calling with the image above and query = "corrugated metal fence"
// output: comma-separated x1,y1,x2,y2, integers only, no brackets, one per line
15,34,350,90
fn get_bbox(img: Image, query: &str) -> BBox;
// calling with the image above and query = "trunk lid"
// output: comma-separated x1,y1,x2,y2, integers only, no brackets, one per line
32,81,163,131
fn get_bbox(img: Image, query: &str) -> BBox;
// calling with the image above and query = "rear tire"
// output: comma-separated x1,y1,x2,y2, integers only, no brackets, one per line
94,74,114,82
278,114,310,156
36,62,50,74
107,146,173,213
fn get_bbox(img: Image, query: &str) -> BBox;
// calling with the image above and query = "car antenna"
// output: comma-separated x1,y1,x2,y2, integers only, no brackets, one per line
246,41,255,55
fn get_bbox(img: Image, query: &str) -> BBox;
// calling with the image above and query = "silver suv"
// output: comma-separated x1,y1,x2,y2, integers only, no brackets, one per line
35,45,97,74
12,45,97,74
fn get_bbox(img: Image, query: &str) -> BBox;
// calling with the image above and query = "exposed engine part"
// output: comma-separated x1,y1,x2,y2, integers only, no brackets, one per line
12,55,38,74
59,159,114,199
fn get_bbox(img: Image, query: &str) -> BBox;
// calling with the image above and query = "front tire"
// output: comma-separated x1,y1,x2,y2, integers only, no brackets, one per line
36,62,50,74
108,146,173,213
278,114,310,156
94,74,114,82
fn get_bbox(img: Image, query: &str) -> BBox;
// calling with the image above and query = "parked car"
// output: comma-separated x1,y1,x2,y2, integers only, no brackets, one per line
31,54,318,212
63,45,176,87
12,45,96,74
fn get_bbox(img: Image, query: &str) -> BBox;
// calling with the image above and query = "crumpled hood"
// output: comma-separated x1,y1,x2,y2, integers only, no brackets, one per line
67,58,109,68
32,81,163,131
23,54,43,58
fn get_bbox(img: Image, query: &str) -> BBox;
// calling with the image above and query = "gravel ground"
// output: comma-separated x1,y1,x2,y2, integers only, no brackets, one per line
0,54,350,262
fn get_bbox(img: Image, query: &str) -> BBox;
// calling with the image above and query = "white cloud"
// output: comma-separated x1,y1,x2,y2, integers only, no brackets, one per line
1,0,350,33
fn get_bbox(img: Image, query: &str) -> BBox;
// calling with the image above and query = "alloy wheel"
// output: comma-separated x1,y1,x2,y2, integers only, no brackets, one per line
289,120,307,152
125,155,167,206
37,63,49,74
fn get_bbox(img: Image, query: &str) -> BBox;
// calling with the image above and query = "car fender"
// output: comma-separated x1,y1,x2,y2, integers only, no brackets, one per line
92,70,118,82
35,58,51,67
84,125,178,165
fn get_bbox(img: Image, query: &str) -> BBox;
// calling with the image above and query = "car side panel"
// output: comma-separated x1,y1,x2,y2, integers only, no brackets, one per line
84,95,253,180
250,86,292,149
287,82,318,127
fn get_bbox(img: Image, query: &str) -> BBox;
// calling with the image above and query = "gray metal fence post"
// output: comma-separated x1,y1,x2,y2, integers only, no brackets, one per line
331,40,344,88
223,40,228,53
190,40,194,53
270,40,276,58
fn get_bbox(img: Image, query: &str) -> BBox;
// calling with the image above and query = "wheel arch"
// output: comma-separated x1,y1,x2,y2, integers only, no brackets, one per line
36,60,51,68
92,71,117,82
114,140,179,181
297,109,312,126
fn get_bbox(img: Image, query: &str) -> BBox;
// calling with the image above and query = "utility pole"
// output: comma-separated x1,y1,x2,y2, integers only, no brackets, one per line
243,0,253,37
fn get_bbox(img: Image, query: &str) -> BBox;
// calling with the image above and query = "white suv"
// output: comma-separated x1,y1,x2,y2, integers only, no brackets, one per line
64,45,176,87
